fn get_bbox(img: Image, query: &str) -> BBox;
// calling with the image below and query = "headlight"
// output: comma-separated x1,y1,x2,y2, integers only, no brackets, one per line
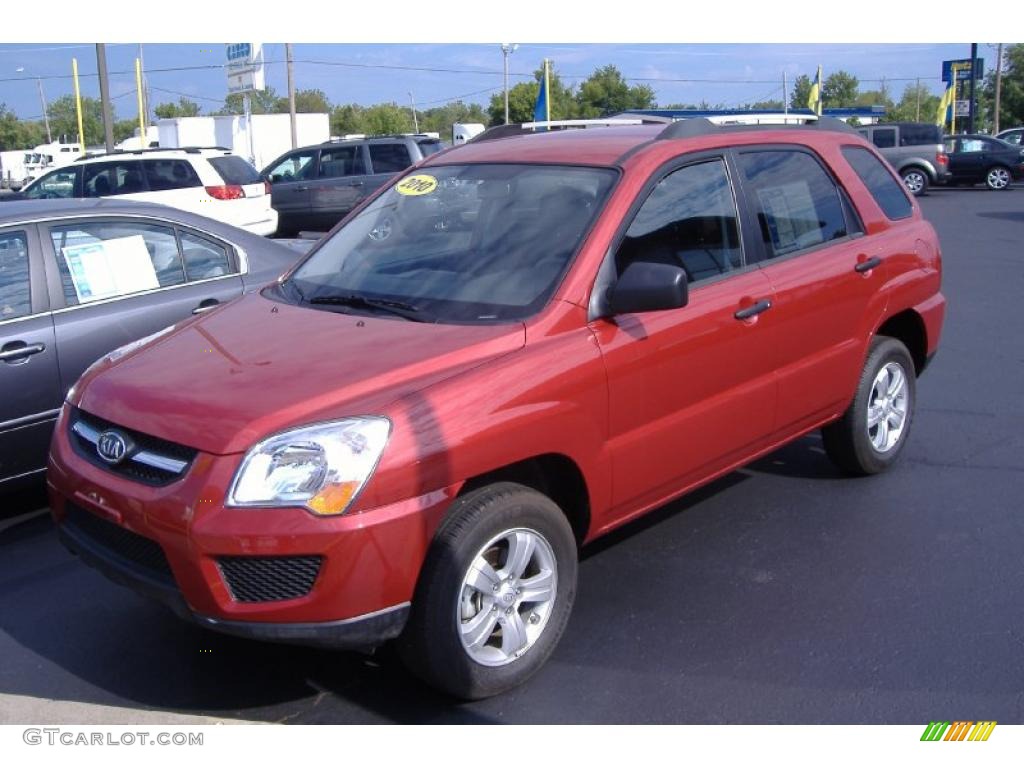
227,417,391,516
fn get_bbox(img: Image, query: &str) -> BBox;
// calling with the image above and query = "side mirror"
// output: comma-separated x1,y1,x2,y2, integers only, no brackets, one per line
609,261,689,316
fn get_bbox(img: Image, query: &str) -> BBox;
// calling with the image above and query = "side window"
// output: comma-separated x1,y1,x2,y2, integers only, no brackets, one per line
0,231,31,321
841,146,912,220
1003,131,1022,146
143,159,202,191
23,167,77,199
368,143,413,173
180,231,234,281
872,128,896,149
615,158,743,284
266,151,316,183
737,150,848,259
49,221,185,307
318,146,367,178
961,139,985,153
83,161,146,197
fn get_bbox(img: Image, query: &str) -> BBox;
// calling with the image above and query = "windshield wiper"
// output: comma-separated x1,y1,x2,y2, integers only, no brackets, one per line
306,293,434,323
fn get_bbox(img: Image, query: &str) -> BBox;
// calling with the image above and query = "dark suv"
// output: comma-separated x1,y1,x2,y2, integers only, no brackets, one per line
50,118,944,699
263,135,445,236
856,122,951,196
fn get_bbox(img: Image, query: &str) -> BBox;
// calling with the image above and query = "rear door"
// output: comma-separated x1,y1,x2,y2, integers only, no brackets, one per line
0,224,61,483
947,137,986,181
264,149,318,226
42,217,244,395
140,157,205,213
308,144,371,229
365,142,413,195
81,160,148,201
734,146,885,435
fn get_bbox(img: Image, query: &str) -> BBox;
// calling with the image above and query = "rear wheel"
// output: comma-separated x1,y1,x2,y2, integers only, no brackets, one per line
901,168,929,197
985,166,1012,190
397,482,577,699
823,336,916,476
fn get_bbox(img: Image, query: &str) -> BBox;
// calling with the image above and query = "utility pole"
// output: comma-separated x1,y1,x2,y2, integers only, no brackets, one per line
783,71,788,115
915,78,921,122
501,43,517,124
994,43,1003,135
138,44,149,126
95,44,115,153
408,92,419,133
37,79,52,143
968,42,978,134
286,43,297,149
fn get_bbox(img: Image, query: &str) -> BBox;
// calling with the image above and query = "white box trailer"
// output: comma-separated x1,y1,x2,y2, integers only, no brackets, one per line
0,150,27,187
156,113,330,172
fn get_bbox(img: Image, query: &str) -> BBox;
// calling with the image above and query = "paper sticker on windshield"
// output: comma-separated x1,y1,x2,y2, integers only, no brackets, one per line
395,174,438,196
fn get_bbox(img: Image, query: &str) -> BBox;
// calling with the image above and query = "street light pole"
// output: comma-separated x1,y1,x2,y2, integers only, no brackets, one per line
501,43,517,124
408,91,419,133
37,78,52,143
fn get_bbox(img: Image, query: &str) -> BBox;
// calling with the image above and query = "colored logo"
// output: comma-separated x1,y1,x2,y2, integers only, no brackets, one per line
395,174,438,196
920,721,996,742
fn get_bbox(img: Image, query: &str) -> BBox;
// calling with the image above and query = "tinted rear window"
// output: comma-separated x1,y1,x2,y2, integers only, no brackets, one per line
897,124,942,146
417,140,444,157
841,146,912,221
208,156,262,185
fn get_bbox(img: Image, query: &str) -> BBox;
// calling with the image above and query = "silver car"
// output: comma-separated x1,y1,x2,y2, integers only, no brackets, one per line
856,122,953,196
0,199,306,487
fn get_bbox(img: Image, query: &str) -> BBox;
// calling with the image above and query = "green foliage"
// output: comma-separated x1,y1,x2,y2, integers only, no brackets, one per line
983,44,1024,131
329,103,415,136
113,119,138,143
47,95,107,144
789,75,813,110
575,64,655,118
822,70,859,108
886,82,940,123
220,87,281,115
419,101,488,137
0,104,46,150
273,88,330,114
487,63,576,125
154,97,201,119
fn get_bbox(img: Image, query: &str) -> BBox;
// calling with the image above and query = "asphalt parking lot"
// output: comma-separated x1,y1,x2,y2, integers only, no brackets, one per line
1,185,1022,724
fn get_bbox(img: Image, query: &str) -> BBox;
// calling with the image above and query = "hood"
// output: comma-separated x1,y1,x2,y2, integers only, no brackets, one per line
77,291,525,454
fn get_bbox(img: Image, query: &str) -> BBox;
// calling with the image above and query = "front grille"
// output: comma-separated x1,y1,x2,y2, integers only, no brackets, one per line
217,556,323,603
63,503,175,586
68,407,198,486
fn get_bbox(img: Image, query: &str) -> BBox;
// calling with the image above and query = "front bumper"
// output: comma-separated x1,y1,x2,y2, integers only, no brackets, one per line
48,406,455,649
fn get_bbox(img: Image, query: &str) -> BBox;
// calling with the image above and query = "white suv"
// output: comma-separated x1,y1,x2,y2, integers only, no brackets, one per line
13,148,278,236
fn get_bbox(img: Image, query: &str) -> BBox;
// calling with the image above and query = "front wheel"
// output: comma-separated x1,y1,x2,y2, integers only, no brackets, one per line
985,166,1012,190
397,482,578,699
901,168,929,197
822,336,916,476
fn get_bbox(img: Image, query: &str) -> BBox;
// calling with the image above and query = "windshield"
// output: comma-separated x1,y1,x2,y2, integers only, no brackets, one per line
286,163,617,323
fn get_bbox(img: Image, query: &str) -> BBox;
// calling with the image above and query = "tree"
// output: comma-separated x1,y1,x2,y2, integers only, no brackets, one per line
220,87,280,115
330,103,367,136
575,64,655,118
790,75,813,110
0,104,46,150
154,97,201,119
272,88,330,114
982,44,1024,132
361,103,415,135
822,70,859,108
47,95,106,145
487,63,576,125
886,82,940,123
419,101,489,136
113,119,138,143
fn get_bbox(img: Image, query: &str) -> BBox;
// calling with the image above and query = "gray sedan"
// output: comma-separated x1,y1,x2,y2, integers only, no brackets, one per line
0,199,307,487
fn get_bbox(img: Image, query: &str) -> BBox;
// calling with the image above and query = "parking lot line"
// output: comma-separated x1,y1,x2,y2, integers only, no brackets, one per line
0,693,259,725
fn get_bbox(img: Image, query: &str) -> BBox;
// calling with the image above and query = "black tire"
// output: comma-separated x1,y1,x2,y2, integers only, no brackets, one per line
822,336,917,476
985,165,1012,191
396,482,578,699
901,167,929,197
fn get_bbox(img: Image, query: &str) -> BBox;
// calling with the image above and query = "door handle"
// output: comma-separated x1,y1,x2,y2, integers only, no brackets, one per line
0,342,45,362
295,185,309,191
854,256,883,273
192,299,220,315
734,299,772,320
349,181,365,187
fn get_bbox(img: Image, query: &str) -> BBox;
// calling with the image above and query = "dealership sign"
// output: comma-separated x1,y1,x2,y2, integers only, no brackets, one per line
226,43,265,94
941,58,984,84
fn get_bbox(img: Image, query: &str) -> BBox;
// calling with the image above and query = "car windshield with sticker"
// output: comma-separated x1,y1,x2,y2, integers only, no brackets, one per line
285,164,617,323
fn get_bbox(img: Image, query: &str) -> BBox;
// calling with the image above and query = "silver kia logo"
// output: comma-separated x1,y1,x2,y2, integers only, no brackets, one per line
96,430,129,465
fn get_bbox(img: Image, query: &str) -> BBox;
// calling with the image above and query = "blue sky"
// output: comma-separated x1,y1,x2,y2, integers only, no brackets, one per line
0,43,980,121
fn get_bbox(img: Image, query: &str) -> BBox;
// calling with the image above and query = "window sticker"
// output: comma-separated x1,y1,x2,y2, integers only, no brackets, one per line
61,235,160,303
395,174,438,196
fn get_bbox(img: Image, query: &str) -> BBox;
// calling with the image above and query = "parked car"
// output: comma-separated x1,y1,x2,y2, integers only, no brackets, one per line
262,135,445,236
856,122,951,196
49,118,945,699
995,127,1024,146
6,148,278,236
0,199,304,488
942,134,1024,190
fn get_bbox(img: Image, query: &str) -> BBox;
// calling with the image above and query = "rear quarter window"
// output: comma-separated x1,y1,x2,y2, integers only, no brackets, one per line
841,146,913,220
897,124,942,146
208,156,262,185
416,140,444,157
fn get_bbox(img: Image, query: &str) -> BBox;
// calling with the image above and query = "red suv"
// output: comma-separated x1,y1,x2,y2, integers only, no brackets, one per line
48,118,945,699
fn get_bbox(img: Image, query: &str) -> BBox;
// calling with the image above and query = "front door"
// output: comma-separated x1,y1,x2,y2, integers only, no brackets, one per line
0,225,61,482
591,157,778,518
265,150,318,231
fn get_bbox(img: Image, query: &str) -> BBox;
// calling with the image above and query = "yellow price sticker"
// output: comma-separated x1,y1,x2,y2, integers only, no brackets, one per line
395,174,438,196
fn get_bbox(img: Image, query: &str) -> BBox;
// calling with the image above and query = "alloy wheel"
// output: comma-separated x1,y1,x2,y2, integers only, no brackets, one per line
866,361,910,453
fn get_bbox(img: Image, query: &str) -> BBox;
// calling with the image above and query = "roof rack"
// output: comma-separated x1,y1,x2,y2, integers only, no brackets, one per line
657,115,861,140
74,146,232,161
469,118,656,144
